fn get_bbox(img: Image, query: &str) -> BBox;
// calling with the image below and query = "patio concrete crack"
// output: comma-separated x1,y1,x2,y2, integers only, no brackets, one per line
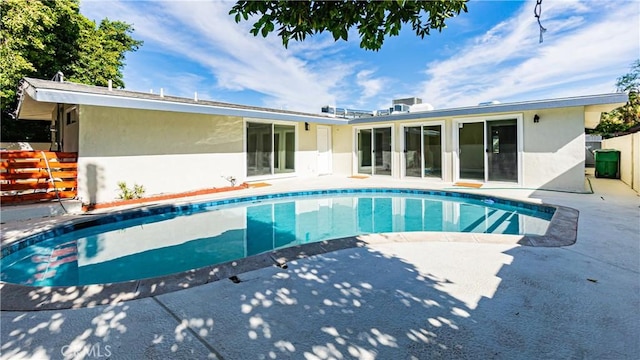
561,247,640,274
151,296,225,359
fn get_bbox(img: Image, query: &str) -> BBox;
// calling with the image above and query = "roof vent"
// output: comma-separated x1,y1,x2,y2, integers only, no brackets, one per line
393,97,422,106
51,71,64,82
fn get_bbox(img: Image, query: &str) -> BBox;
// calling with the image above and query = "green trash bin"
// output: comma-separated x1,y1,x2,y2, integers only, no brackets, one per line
594,149,620,179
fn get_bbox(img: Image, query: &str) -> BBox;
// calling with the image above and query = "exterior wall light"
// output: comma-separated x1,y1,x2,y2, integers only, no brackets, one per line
305,122,310,131
533,114,540,123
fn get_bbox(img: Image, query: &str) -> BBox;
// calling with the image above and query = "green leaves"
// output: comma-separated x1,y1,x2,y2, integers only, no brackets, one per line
229,0,468,51
68,18,143,88
1,0,142,140
616,59,640,93
596,59,640,135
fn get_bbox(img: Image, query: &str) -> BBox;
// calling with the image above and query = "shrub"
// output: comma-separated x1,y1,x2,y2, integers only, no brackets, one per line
117,181,146,200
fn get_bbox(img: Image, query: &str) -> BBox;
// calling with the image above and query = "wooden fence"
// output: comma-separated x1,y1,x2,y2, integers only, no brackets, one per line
0,151,78,204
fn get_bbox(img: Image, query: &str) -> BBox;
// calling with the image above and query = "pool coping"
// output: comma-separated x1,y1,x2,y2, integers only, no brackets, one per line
0,189,578,311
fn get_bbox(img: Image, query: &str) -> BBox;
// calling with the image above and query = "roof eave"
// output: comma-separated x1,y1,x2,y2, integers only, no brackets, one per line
15,81,57,121
19,77,629,127
349,93,629,124
23,83,348,125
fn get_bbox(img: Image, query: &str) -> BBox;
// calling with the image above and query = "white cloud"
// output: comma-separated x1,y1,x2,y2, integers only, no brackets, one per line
81,0,356,113
417,0,640,108
355,70,384,104
81,0,639,112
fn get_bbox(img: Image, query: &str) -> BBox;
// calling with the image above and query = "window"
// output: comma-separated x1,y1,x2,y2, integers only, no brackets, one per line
65,107,77,125
247,122,295,176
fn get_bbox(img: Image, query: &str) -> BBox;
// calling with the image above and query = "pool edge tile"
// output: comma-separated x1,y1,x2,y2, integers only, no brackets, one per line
1,188,578,311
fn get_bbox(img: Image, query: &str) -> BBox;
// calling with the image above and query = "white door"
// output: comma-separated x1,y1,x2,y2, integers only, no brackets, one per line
317,126,332,175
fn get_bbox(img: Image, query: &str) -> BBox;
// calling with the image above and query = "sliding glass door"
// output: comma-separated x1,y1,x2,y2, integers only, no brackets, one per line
457,119,518,182
458,122,485,180
357,127,392,176
487,120,517,182
357,129,372,175
247,123,272,176
403,125,442,178
247,122,295,177
274,125,295,174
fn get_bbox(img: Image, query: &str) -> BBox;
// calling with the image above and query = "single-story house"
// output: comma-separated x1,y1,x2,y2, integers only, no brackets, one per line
14,77,627,204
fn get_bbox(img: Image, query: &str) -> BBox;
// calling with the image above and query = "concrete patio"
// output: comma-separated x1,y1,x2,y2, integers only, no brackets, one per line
1,173,638,359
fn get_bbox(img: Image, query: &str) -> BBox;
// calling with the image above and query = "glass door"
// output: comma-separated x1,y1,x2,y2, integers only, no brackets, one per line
374,127,392,175
357,127,392,176
458,122,484,180
487,120,517,182
404,126,421,177
247,122,272,176
423,125,442,178
357,129,372,175
274,125,295,174
247,122,295,177
404,125,442,178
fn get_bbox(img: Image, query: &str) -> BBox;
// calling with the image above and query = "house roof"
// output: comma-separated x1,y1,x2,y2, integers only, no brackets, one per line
350,93,628,129
16,78,346,125
16,77,628,128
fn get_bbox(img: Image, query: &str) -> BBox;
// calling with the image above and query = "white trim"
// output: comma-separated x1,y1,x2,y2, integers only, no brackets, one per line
244,117,300,126
399,121,445,180
242,119,247,180
28,86,346,124
20,79,626,126
516,115,524,184
453,113,523,185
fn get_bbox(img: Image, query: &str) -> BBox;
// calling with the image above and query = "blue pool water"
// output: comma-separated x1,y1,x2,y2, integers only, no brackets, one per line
1,189,554,286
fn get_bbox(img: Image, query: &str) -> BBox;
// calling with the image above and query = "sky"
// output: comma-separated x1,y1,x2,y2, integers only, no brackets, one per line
80,0,640,114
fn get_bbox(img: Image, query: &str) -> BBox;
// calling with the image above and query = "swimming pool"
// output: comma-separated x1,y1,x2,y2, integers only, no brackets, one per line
1,189,554,287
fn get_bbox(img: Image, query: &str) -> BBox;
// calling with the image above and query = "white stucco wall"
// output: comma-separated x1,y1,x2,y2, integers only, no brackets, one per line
634,133,640,193
521,107,586,191
75,104,590,202
331,125,353,176
602,132,639,192
337,107,586,191
78,105,245,203
297,122,318,177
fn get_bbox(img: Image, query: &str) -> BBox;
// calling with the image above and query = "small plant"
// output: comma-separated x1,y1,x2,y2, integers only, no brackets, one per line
117,181,146,200
222,175,237,187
